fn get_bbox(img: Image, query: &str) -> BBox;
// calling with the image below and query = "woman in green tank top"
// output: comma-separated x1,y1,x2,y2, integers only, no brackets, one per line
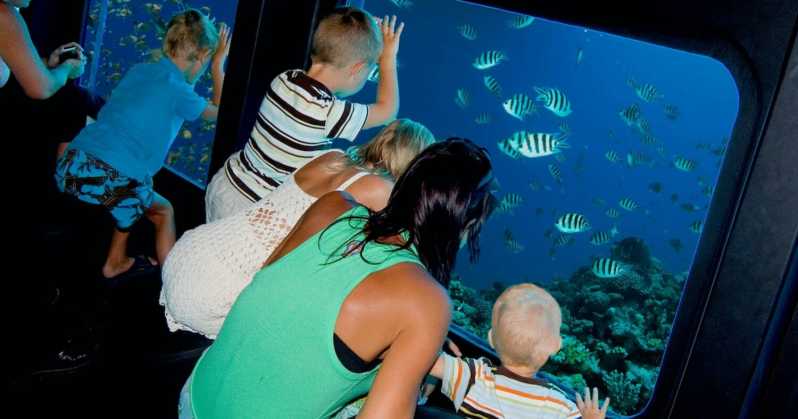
182,138,497,418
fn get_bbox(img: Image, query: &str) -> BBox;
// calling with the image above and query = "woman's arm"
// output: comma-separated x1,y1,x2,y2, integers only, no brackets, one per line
356,270,452,419
0,4,81,99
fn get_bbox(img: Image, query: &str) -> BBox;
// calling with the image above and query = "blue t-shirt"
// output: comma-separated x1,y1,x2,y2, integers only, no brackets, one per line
69,58,207,181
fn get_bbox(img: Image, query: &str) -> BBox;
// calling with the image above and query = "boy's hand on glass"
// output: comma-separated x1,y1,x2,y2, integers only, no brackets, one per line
378,15,404,66
48,42,84,68
212,23,231,69
575,387,610,419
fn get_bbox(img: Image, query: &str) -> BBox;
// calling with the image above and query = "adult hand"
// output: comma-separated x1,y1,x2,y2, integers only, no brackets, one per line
575,387,610,419
64,57,86,79
48,42,84,68
212,23,231,70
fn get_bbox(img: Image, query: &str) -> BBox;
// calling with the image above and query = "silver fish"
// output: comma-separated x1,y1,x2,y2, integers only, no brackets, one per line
534,87,572,117
473,50,507,70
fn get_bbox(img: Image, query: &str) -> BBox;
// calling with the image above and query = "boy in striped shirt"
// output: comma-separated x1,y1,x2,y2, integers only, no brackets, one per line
429,284,610,419
205,7,404,221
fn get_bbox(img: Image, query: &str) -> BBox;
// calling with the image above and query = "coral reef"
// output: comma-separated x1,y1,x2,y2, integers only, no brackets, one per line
449,236,683,415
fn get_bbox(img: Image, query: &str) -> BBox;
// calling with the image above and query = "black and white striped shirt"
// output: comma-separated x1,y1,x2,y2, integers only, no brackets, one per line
224,70,368,201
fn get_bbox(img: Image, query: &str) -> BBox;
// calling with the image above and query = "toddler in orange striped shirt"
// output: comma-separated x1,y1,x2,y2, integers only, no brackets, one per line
428,283,610,419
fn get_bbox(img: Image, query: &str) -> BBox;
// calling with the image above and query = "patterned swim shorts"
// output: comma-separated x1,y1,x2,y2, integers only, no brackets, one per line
55,149,154,231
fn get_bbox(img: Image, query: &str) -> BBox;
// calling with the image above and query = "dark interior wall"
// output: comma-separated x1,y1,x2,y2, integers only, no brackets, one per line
19,0,87,55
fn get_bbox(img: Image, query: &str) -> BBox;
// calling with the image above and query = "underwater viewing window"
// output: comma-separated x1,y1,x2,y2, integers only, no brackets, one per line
352,0,739,415
80,0,240,187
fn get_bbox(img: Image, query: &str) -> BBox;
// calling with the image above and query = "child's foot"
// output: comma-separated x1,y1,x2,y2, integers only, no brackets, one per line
102,255,158,279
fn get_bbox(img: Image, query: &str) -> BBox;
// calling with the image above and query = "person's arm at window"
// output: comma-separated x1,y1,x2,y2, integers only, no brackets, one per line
201,23,231,121
363,15,403,129
357,269,452,419
0,4,83,99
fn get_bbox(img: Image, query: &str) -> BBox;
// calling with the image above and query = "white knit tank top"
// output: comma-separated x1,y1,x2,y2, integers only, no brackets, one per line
159,152,370,339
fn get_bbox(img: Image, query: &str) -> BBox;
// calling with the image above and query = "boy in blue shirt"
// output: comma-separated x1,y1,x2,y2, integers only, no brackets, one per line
55,9,230,278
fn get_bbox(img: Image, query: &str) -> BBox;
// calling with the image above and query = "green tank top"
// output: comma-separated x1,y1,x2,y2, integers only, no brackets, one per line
190,205,423,418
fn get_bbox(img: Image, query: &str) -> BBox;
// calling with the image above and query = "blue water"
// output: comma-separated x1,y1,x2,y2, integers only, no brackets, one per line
349,0,738,291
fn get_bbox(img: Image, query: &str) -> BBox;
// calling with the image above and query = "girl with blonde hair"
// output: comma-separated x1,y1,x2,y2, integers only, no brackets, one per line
160,119,436,339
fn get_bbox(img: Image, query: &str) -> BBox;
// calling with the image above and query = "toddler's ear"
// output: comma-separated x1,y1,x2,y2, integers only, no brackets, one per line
487,328,495,349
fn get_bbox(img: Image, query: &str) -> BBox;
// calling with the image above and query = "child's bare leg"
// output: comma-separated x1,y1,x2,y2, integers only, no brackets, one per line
102,228,135,278
146,193,176,265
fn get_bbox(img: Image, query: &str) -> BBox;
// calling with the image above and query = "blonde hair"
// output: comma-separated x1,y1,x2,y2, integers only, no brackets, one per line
339,119,436,179
491,284,562,371
163,9,219,60
311,7,383,68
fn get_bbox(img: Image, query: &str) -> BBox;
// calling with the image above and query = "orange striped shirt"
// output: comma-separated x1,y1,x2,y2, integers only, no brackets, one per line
440,354,581,419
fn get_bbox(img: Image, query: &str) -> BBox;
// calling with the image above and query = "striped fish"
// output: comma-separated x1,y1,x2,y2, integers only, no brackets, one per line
664,104,679,120
497,194,526,214
555,213,591,233
529,180,542,191
548,163,563,183
640,133,657,145
475,112,491,124
605,150,621,163
505,238,525,253
593,197,607,207
553,234,575,248
500,193,524,208
656,145,667,157
627,152,654,168
674,156,697,172
619,104,641,126
689,220,703,234
473,50,507,70
457,24,477,40
619,198,639,211
503,229,525,253
483,75,502,97
508,14,535,29
592,258,627,278
495,201,516,215
628,79,663,102
606,208,620,218
511,131,570,159
497,138,521,159
454,88,470,109
503,93,538,120
589,226,619,245
534,87,572,117
637,118,651,134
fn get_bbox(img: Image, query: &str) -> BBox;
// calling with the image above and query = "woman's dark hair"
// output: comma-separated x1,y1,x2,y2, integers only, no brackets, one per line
324,137,497,288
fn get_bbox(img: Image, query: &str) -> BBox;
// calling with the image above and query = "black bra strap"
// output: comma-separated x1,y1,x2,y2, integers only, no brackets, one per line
333,333,382,373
